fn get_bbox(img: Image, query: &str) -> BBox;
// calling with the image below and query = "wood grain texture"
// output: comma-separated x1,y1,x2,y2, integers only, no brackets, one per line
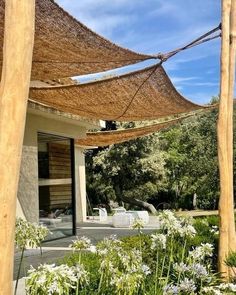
0,1,35,294
227,0,236,253
217,0,235,279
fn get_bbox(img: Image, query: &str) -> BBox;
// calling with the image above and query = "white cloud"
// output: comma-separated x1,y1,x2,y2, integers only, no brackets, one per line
170,76,198,84
56,0,140,37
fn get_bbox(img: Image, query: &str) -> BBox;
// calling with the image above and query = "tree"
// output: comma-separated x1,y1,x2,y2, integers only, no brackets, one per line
86,129,166,213
159,109,219,209
86,98,236,212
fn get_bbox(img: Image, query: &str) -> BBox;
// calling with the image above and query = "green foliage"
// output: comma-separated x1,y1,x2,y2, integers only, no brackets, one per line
60,252,100,290
192,217,219,270
159,109,219,209
225,251,236,268
86,131,166,208
86,98,236,211
121,234,154,265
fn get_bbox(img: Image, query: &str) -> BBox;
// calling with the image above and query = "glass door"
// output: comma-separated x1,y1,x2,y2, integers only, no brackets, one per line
38,133,75,240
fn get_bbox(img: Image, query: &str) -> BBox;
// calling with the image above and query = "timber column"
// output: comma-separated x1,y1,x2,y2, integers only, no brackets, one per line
218,0,236,278
0,1,35,294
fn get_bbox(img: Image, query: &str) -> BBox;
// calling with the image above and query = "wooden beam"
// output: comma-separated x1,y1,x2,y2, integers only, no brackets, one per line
0,1,35,294
217,0,235,279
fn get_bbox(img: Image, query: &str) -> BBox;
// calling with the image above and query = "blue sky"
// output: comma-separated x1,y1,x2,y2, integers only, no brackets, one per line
56,0,221,105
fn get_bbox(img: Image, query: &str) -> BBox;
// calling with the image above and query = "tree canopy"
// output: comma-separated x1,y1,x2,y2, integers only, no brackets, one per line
85,100,236,212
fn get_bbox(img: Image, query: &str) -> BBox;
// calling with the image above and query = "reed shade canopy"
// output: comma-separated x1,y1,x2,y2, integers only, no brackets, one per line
0,0,153,80
76,115,193,147
30,64,204,121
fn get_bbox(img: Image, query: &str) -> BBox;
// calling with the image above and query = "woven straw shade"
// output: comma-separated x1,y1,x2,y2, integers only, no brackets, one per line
30,64,203,121
76,115,193,147
0,0,153,80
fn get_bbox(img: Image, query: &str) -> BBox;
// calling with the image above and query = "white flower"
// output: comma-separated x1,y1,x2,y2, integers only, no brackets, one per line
202,286,223,295
163,284,179,295
110,272,143,293
200,243,214,256
69,236,91,251
132,218,145,230
179,224,196,238
141,264,151,275
26,263,88,294
156,210,182,236
190,263,209,279
189,243,213,261
97,248,108,256
210,225,219,235
151,233,166,250
173,262,189,273
96,235,122,259
48,281,59,295
89,245,96,253
179,278,196,293
219,283,236,292
15,218,49,250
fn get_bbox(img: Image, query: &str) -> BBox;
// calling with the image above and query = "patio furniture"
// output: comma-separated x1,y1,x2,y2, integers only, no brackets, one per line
39,217,62,227
126,211,149,224
112,212,134,228
93,207,108,222
112,207,126,214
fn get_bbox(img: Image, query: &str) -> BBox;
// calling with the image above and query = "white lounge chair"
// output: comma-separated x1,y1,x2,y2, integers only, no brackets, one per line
93,207,108,222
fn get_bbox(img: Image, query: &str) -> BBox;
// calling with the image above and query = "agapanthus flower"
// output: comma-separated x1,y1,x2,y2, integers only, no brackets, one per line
189,263,208,279
156,210,182,236
15,218,49,249
69,236,92,251
189,243,213,261
179,278,196,293
173,262,189,273
141,264,151,275
151,233,166,250
26,263,88,295
132,218,145,230
163,284,179,295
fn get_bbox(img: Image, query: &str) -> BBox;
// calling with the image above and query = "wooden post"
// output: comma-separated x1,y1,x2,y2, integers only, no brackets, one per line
0,1,35,294
228,0,236,253
218,0,236,278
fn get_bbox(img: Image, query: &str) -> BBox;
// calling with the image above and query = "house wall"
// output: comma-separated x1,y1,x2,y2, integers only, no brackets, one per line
17,111,88,224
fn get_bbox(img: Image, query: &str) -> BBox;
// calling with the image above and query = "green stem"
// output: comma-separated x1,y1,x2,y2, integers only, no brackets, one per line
98,269,104,294
156,254,166,294
76,279,79,295
177,239,187,284
14,247,25,295
79,251,82,264
165,235,174,285
139,231,142,260
199,279,203,294
154,250,159,295
160,254,166,279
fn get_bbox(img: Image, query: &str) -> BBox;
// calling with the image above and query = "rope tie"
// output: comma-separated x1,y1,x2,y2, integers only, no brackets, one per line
116,23,221,120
